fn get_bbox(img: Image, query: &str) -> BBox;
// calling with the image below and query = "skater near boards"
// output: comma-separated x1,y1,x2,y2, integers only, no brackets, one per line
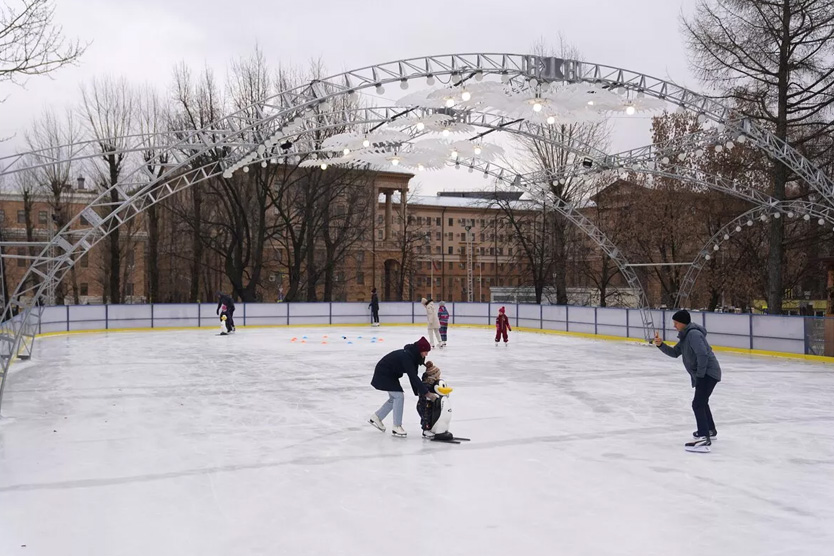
654,310,722,453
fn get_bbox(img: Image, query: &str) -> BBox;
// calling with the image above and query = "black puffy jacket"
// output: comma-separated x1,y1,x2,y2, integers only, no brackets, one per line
371,344,428,395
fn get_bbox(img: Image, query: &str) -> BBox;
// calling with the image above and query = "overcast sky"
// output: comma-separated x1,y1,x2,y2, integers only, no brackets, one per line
1,0,697,193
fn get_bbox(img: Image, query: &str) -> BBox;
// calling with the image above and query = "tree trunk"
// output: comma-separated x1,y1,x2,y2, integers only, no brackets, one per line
553,217,568,305
146,202,159,303
190,187,202,302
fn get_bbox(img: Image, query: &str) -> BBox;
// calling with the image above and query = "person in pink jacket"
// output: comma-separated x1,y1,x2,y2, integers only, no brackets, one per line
495,306,511,345
437,301,450,347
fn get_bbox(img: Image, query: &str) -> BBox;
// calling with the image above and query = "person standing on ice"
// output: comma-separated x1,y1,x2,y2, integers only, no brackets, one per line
369,336,435,437
495,306,511,345
369,288,380,326
216,291,236,332
421,297,442,348
437,301,449,347
654,309,722,453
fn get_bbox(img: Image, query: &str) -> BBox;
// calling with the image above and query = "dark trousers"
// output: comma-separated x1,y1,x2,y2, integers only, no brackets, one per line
439,325,448,341
371,308,379,323
692,375,718,437
495,328,508,342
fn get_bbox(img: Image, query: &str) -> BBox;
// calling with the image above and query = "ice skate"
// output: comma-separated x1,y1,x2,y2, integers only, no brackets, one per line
693,429,717,439
685,437,711,453
422,429,435,438
392,425,407,438
368,414,385,432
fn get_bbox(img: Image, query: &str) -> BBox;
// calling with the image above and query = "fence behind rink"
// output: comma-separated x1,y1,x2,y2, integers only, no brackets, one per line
33,302,832,357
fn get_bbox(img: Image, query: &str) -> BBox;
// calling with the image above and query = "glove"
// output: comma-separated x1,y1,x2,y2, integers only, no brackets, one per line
424,392,439,401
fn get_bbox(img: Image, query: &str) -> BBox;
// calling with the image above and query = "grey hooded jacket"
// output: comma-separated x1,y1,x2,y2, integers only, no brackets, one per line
657,323,722,387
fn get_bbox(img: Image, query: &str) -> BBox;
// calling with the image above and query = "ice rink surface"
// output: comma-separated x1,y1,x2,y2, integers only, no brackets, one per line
1,325,833,556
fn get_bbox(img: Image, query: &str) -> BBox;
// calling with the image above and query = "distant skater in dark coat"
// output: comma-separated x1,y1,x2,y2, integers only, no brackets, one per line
216,291,236,332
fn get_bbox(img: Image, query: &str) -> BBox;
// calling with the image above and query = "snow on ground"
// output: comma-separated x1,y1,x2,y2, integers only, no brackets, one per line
1,325,833,556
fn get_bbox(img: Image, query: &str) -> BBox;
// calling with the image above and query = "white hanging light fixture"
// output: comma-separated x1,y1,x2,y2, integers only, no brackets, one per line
320,163,328,170
461,90,471,102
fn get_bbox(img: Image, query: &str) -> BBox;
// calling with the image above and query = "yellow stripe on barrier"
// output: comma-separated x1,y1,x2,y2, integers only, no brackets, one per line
30,322,834,364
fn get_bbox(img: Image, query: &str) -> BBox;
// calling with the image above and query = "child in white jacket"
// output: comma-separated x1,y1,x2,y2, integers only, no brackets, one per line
421,297,442,348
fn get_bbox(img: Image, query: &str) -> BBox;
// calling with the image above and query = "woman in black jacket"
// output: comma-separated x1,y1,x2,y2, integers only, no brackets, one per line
369,336,433,437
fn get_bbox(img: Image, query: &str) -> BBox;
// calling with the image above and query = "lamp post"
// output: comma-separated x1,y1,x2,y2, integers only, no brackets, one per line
464,223,474,302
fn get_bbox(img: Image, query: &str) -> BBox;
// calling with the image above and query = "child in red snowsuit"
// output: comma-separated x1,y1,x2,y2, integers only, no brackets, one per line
495,306,511,344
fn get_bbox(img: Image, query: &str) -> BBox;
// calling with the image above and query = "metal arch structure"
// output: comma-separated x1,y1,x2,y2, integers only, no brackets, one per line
675,201,834,308
1,52,833,412
206,53,834,206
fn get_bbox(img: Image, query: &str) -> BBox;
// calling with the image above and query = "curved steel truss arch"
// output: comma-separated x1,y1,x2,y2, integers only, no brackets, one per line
675,201,834,307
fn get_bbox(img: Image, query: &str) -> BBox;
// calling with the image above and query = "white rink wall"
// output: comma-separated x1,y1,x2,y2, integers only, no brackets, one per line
34,302,817,356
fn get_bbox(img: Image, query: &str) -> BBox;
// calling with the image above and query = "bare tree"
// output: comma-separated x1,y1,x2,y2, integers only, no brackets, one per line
682,0,834,314
0,0,85,89
23,107,82,303
80,75,136,303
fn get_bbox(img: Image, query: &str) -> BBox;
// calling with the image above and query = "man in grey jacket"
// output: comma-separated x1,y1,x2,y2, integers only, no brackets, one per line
654,310,722,452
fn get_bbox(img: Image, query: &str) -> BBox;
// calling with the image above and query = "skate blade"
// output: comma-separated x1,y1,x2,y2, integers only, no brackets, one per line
368,420,385,433
392,432,407,438
685,445,711,453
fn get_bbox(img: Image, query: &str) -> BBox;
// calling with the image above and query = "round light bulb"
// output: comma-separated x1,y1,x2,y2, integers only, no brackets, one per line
724,234,730,240
747,220,753,226
270,158,277,164
625,105,636,116
243,166,250,173
737,135,747,144
450,150,458,160
705,254,711,261
343,148,351,156
819,218,825,225
417,164,425,171
474,71,484,82
532,101,543,112
500,72,509,83
391,158,400,166
587,100,595,106
715,144,723,153
442,129,450,137
546,116,556,124
445,97,455,108
375,85,385,95
804,214,810,221
735,226,742,232
726,141,734,150
320,163,328,170
787,212,795,218
473,145,482,155
760,214,767,221
261,161,268,168
695,149,704,157
363,138,370,148
426,75,435,86
416,122,425,131
399,80,408,90
661,157,670,165
713,245,720,251
773,212,781,219
461,90,471,101
678,153,686,161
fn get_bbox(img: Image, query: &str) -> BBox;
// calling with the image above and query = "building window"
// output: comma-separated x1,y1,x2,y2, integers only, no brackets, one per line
80,254,89,268
357,251,365,263
17,210,25,224
357,271,365,285
417,246,423,254
80,214,89,226
435,246,441,254
125,283,134,296
16,247,25,267
80,283,88,296
125,248,135,266
448,246,453,255
0,209,5,222
39,211,48,225
436,217,441,226
377,230,383,239
436,232,441,240
448,218,453,226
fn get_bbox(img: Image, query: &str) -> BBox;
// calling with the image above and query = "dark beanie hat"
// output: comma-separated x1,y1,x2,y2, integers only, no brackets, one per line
672,310,691,325
415,336,432,353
